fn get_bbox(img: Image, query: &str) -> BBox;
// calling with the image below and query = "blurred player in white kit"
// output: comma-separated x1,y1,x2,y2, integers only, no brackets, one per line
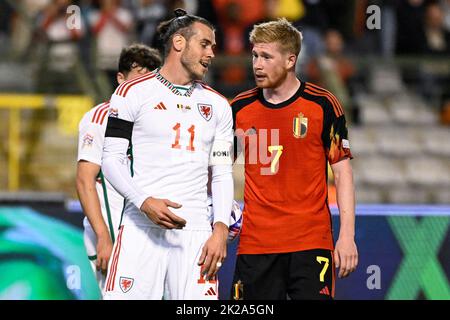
77,44,161,295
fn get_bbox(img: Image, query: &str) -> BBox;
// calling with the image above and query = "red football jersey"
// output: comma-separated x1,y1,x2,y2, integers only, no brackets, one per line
232,82,353,254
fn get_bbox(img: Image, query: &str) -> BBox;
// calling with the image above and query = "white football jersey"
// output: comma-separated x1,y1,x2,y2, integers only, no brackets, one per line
104,71,233,230
77,102,125,241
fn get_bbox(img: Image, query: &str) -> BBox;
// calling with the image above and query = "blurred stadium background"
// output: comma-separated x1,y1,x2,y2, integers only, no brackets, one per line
0,0,449,300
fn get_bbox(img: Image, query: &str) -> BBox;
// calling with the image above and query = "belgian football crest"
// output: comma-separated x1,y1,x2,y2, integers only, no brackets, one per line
198,103,213,121
293,112,308,138
119,276,134,293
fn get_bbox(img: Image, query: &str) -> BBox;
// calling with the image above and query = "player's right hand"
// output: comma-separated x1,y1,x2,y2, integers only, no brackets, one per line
140,197,186,229
96,234,113,274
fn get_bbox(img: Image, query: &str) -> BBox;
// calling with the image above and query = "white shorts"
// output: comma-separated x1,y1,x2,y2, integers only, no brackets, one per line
83,224,107,295
103,224,219,300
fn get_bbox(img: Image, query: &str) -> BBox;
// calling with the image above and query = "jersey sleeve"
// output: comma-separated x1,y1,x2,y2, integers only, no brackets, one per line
109,88,140,122
209,100,234,165
229,89,258,162
322,112,353,165
77,112,106,166
102,89,148,210
216,100,234,143
209,100,234,227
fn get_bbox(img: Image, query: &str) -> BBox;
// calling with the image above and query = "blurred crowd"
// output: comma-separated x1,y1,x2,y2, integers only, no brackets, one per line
0,0,449,116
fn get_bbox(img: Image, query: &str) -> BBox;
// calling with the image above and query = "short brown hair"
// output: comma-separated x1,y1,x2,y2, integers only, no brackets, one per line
118,43,162,75
249,18,302,56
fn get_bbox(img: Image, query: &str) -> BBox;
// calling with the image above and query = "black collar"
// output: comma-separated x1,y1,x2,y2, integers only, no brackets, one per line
258,81,305,109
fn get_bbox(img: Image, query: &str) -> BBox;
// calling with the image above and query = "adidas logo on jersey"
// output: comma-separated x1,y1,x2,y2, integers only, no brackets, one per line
319,286,330,295
204,287,217,296
154,102,167,110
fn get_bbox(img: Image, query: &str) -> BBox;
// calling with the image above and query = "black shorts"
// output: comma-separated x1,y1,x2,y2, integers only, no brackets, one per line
231,249,335,300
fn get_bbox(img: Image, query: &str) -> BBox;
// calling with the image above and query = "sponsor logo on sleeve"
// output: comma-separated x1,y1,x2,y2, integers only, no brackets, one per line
209,140,233,165
342,139,350,149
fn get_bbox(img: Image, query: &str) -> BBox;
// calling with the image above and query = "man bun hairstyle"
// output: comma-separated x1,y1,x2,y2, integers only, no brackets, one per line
157,8,215,57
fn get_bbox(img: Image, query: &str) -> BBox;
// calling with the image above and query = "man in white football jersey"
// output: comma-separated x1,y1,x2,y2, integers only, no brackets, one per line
102,9,234,300
76,44,161,294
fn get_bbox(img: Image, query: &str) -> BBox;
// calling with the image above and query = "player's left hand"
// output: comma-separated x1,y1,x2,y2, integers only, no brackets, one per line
334,236,358,278
198,222,228,281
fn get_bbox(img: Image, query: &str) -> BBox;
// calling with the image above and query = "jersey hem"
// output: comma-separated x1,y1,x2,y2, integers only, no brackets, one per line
237,243,334,255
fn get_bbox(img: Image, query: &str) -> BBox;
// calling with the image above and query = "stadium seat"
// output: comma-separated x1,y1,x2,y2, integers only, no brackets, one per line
355,186,384,204
348,126,376,156
358,100,392,125
0,62,33,92
368,65,405,95
404,157,450,187
356,156,407,187
420,127,450,157
432,187,450,204
371,127,422,157
386,93,438,125
386,186,429,204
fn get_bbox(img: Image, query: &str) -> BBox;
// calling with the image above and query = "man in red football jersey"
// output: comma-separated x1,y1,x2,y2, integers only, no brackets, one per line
231,18,358,300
